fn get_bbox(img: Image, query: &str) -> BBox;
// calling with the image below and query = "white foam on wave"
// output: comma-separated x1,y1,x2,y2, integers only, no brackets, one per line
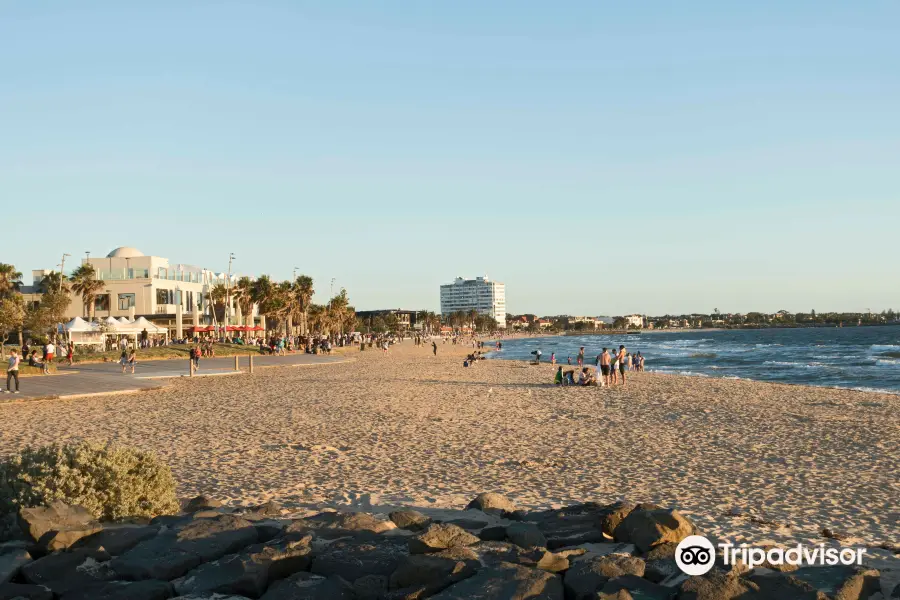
870,344,900,351
875,359,900,367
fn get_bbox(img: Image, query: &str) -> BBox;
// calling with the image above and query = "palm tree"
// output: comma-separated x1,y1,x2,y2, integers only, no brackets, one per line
209,283,228,324
276,280,296,336
307,303,326,334
292,275,314,335
251,275,277,333
0,264,23,299
38,271,69,294
232,276,254,327
69,264,105,319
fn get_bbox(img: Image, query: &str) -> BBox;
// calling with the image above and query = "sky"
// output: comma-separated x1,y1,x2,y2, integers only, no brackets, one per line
2,1,898,316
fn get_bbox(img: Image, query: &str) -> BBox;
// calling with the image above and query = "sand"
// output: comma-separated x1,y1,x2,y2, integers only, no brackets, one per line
1,340,897,554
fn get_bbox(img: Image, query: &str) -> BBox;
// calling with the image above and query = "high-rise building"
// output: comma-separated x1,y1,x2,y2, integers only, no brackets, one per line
439,276,506,326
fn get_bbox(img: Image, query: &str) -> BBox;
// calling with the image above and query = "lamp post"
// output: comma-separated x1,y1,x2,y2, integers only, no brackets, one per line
58,253,71,293
225,253,235,335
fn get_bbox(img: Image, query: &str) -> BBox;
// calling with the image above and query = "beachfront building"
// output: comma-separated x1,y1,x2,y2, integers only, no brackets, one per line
439,276,506,327
23,247,254,336
625,314,645,328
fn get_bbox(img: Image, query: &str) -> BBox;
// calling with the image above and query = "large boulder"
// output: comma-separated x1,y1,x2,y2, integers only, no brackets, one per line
19,547,115,595
465,493,518,517
0,546,31,582
789,566,882,600
172,537,313,598
71,526,161,555
526,502,635,550
17,502,102,552
260,572,354,600
430,561,563,599
0,582,53,600
184,495,223,513
58,579,174,600
598,575,676,600
643,542,680,583
613,506,695,553
286,512,395,539
744,571,829,600
311,538,409,584
470,542,569,573
408,524,480,554
506,523,547,549
111,515,258,580
678,570,758,600
389,511,431,532
563,555,646,600
389,546,480,595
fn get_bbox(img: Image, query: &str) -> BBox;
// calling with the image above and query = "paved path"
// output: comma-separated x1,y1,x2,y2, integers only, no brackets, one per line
2,353,349,401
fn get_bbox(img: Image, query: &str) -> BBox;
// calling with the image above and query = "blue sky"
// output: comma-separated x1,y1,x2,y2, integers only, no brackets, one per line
2,1,898,315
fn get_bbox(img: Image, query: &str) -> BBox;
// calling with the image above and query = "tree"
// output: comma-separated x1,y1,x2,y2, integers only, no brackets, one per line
0,264,23,299
209,283,228,323
232,276,255,327
251,275,277,332
38,271,69,294
292,275,314,335
69,264,105,319
0,295,26,356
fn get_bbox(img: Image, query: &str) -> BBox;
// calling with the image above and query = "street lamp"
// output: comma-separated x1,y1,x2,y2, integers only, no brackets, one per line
58,253,71,293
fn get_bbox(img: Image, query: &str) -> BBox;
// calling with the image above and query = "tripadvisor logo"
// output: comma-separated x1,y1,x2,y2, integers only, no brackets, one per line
675,535,867,576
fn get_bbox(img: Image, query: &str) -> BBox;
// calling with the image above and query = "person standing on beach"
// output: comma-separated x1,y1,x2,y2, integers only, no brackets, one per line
609,350,618,385
600,348,611,387
617,345,628,386
550,352,556,365
432,341,437,356
577,347,585,367
5,351,20,394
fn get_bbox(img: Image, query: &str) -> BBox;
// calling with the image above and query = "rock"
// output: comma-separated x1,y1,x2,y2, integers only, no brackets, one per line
557,542,636,562
112,515,258,580
644,542,680,583
172,537,313,598
470,541,569,573
678,570,758,600
0,547,31,582
389,510,431,532
184,496,223,512
598,575,676,600
408,524,480,554
389,547,480,594
445,518,489,531
171,595,253,599
506,523,547,549
790,565,882,600
613,506,695,553
260,572,354,600
479,526,508,542
242,501,283,520
58,580,174,600
465,493,518,517
563,555,646,600
286,511,395,538
71,525,161,555
252,521,286,544
311,538,409,583
430,561,563,599
0,582,53,600
20,547,115,595
745,571,827,600
351,574,389,599
525,502,636,550
17,502,101,552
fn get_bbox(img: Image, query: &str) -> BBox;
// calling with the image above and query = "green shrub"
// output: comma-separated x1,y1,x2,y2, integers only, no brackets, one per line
0,440,179,521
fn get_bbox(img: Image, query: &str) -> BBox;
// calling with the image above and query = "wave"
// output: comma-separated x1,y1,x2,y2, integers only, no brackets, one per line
690,352,717,359
762,361,840,369
875,359,900,367
870,344,900,351
878,351,900,359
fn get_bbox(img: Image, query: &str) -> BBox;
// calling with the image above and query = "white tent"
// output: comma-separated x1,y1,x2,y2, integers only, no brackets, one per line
117,317,131,325
131,316,167,334
59,317,104,346
61,317,95,332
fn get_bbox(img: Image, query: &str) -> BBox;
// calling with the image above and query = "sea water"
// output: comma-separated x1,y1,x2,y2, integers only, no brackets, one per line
488,325,900,394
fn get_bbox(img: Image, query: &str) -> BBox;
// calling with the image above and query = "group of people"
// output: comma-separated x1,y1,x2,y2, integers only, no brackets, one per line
549,345,645,387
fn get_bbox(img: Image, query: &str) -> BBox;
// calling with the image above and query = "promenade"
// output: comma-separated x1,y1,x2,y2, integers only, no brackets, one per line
2,353,348,401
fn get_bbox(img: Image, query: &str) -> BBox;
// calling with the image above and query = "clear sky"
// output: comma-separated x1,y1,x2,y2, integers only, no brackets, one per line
2,2,898,315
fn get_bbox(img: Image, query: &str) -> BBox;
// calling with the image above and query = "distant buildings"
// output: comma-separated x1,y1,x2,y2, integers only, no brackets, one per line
624,314,645,328
356,309,419,331
439,276,506,327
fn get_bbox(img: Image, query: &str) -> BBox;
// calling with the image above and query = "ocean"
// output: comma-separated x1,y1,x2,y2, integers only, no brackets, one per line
487,325,900,394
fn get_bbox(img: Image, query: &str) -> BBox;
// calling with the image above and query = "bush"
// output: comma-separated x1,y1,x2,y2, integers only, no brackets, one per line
0,440,179,521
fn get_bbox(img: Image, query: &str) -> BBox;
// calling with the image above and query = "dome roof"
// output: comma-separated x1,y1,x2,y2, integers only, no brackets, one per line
106,246,145,258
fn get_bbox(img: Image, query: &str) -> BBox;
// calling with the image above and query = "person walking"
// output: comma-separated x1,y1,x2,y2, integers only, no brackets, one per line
6,351,20,394
191,346,200,371
66,341,74,366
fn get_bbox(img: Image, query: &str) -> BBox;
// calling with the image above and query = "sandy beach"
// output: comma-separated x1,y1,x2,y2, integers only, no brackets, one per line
1,340,897,554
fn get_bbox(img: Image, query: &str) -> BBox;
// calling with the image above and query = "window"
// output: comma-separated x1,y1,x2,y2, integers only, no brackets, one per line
118,293,135,310
95,294,110,312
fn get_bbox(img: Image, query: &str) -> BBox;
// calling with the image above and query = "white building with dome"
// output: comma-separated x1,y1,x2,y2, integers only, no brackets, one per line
25,247,252,335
